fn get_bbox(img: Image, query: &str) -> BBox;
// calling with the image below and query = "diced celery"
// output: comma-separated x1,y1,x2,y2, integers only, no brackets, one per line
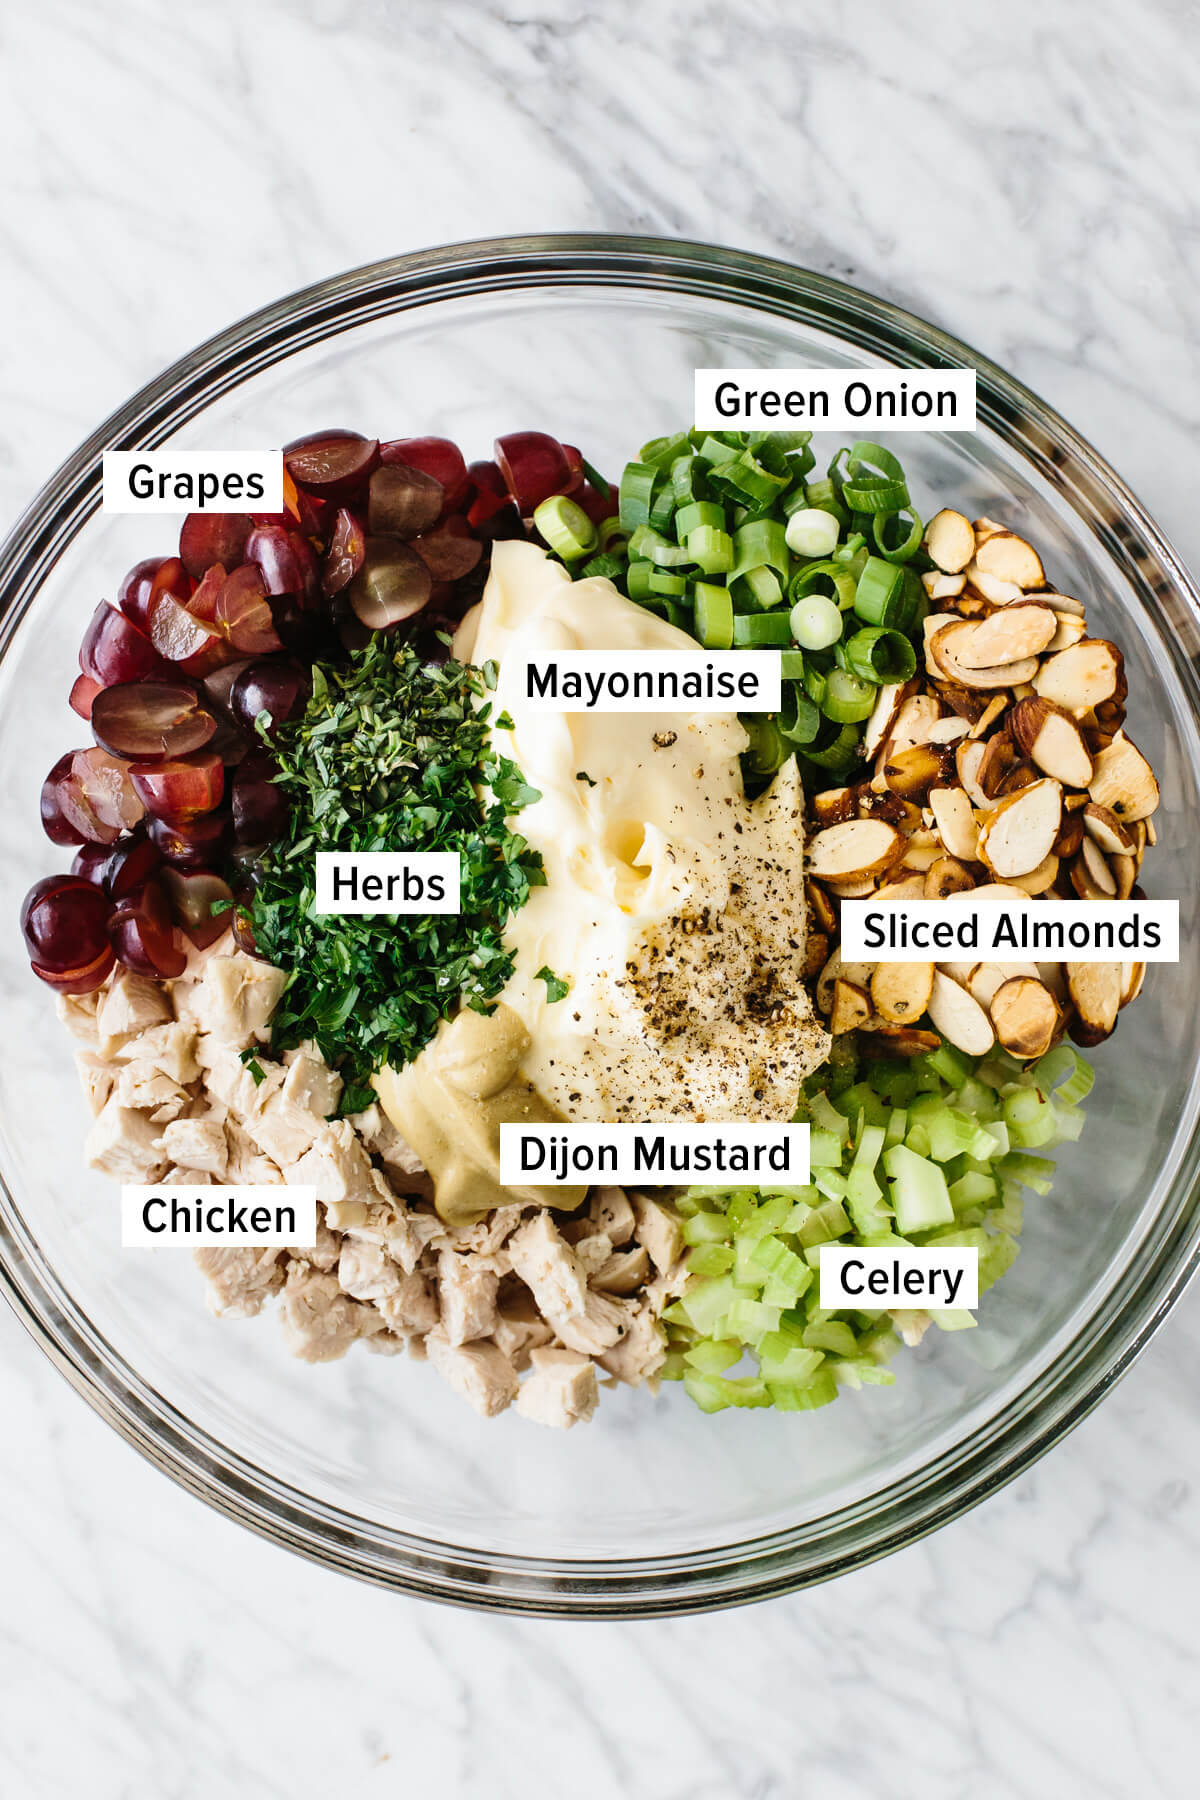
931,1309,978,1332
802,1320,859,1357
686,1244,735,1278
884,1144,955,1233
717,1298,783,1343
684,1338,743,1374
676,1275,737,1337
683,1371,732,1412
682,1210,730,1246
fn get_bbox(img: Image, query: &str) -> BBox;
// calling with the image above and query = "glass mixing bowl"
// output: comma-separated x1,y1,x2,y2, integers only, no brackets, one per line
2,236,1199,1617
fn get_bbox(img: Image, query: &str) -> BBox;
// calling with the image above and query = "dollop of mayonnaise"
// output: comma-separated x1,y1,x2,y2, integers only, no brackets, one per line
453,541,830,1125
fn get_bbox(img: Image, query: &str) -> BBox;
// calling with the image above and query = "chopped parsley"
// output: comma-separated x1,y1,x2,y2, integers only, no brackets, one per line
239,1049,266,1085
536,965,570,1003
249,638,544,1090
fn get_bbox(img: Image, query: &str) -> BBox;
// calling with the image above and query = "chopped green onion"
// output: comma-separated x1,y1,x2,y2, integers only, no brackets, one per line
618,462,657,530
790,592,843,651
694,582,734,648
688,524,735,575
784,507,842,558
843,626,917,684
533,494,598,562
823,666,878,724
733,612,793,647
852,555,906,625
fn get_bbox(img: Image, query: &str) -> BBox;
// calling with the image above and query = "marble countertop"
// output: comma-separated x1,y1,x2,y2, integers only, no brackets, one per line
2,2,1198,1794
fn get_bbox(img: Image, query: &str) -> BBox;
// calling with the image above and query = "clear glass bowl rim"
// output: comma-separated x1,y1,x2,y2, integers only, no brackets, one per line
2,232,1199,1617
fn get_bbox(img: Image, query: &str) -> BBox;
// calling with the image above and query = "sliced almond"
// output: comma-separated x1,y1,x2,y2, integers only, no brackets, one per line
928,620,1039,689
824,873,879,899
951,591,995,620
938,960,978,984
968,694,1010,740
925,856,975,899
990,978,1060,1059
863,677,919,760
967,960,1039,1008
1054,808,1085,859
931,680,993,724
806,878,837,936
808,819,904,882
1037,961,1068,1002
996,764,1040,798
964,562,1024,606
1071,837,1117,899
1047,611,1087,654
922,611,961,670
924,508,975,574
881,741,957,801
928,786,979,861
816,950,876,1016
1040,591,1085,618
975,778,1062,879
1008,696,1094,788
974,531,1045,590
1094,698,1127,735
1032,639,1126,716
922,569,967,600
977,731,1021,799
972,516,1005,542
877,872,928,901
900,842,941,873
927,970,996,1056
858,1026,942,1059
1145,817,1157,847
1120,961,1146,1007
927,716,970,746
870,962,935,1025
1112,854,1136,901
1067,962,1122,1046
957,736,995,809
881,694,944,763
1088,731,1160,822
857,788,923,829
947,604,1057,669
812,785,856,827
830,978,872,1036
1010,852,1060,894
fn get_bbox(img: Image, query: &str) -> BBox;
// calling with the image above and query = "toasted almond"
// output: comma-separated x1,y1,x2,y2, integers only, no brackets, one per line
922,610,960,663
972,516,1005,542
830,978,872,1036
956,736,995,809
924,508,975,574
1120,961,1146,1007
922,569,967,600
931,679,994,724
927,716,971,746
871,962,935,1024
927,970,996,1055
1145,817,1157,847
808,819,905,883
1088,731,1160,821
967,960,1040,1008
862,677,919,760
929,621,1039,690
1032,639,1126,716
949,604,1058,669
877,872,929,901
975,778,1062,878
900,843,941,873
1008,696,1094,788
1054,808,1085,858
858,1026,942,1059
816,950,876,1015
925,856,975,899
1039,591,1086,618
977,731,1021,799
968,881,1033,904
968,694,1010,740
1037,961,1068,1002
990,977,1060,1059
964,562,1024,606
938,960,978,984
882,741,957,801
1010,852,1060,894
1047,611,1087,654
824,873,880,899
806,878,838,936
812,785,857,827
802,931,831,979
1112,854,1136,901
974,531,1045,590
1067,962,1122,1045
1070,838,1116,899
996,763,1040,798
857,788,923,829
881,694,944,763
1094,698,1127,735
928,786,979,862
951,591,995,620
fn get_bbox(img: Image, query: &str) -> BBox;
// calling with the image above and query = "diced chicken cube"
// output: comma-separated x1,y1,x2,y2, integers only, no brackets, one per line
120,1020,200,1085
116,1063,189,1122
223,1119,283,1186
553,1289,633,1356
590,1244,651,1295
590,1185,636,1245
507,1213,587,1321
278,1264,382,1362
514,1347,599,1429
281,1044,342,1119
57,989,101,1045
347,1102,427,1178
193,1245,284,1318
244,1092,322,1167
441,1203,523,1257
572,1232,614,1277
634,1196,684,1275
157,1117,228,1178
96,971,172,1052
85,1097,167,1182
424,1331,518,1417
189,952,288,1048
597,1303,667,1386
437,1249,499,1346
337,1236,405,1303
290,1213,342,1272
196,1037,278,1119
285,1120,376,1211
75,1051,116,1118
491,1292,555,1370
375,1271,438,1336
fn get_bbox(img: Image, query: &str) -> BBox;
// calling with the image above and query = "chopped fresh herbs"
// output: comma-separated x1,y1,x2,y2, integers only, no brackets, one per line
535,965,570,1003
238,1049,266,1085
249,638,545,1089
575,770,597,787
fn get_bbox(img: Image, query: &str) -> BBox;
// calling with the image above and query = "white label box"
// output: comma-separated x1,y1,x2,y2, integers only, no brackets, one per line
840,898,1178,963
819,1245,978,1310
314,852,461,916
499,1123,810,1187
694,369,977,432
103,450,283,513
122,1186,316,1247
514,651,781,714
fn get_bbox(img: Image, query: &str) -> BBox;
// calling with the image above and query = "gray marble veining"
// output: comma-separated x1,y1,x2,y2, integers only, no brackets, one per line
1,1,1198,1795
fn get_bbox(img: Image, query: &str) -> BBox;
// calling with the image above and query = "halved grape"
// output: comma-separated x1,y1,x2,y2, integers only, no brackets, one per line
348,537,433,630
232,749,288,844
495,431,571,513
91,681,218,762
230,659,311,740
283,430,380,499
179,511,252,581
31,943,116,994
79,602,168,686
21,874,113,973
216,564,284,654
161,867,235,949
130,751,224,825
321,507,367,598
381,437,470,515
71,842,112,885
41,754,88,846
410,519,483,582
367,465,443,539
243,526,317,603
101,832,163,899
108,878,187,979
466,462,522,538
45,748,145,845
117,557,171,629
146,810,231,871
148,593,233,675
186,562,226,623
575,479,613,525
69,674,103,721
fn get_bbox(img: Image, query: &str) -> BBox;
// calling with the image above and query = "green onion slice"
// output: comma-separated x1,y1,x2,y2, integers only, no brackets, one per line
844,626,917,684
533,495,598,562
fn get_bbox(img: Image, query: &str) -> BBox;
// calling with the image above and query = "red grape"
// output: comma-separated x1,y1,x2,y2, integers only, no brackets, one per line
179,511,252,581
72,842,112,885
230,899,259,957
561,444,586,491
79,602,169,686
118,557,171,630
21,873,113,973
411,519,483,582
69,674,103,721
466,462,522,537
147,810,231,871
91,681,217,763
44,749,145,845
348,538,432,630
283,430,380,500
230,659,311,739
495,432,571,513
215,564,284,654
101,833,162,900
161,867,235,949
31,943,116,995
321,507,366,598
41,754,88,846
381,437,470,515
232,749,288,844
108,877,186,979
147,594,231,676
130,751,224,825
186,563,226,623
244,525,318,603
367,465,443,539
468,459,505,497
575,480,613,526
270,594,334,660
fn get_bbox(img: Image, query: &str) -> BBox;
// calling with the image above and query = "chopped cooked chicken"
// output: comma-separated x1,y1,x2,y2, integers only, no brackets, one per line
97,971,172,1051
157,1117,228,1177
589,1185,636,1245
507,1213,588,1320
597,1303,667,1386
552,1288,633,1356
285,1119,376,1209
514,1347,599,1429
590,1244,651,1295
492,1287,555,1369
375,1271,438,1336
193,1245,284,1318
115,1064,188,1122
85,1097,167,1182
634,1196,684,1275
281,1043,342,1119
75,1051,116,1118
437,1249,499,1346
424,1330,519,1417
186,952,289,1049
121,1021,200,1085
278,1264,383,1362
244,1091,323,1167
57,990,102,1045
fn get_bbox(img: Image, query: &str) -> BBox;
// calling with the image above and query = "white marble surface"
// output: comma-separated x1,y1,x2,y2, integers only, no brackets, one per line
2,1,1199,1794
